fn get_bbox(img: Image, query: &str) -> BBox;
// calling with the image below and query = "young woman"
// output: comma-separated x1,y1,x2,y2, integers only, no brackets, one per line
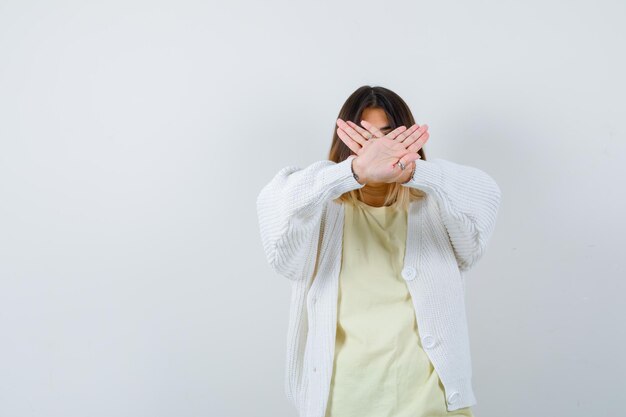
256,86,501,417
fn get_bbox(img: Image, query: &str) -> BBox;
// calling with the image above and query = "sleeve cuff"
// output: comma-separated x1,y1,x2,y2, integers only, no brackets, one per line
328,155,366,196
400,158,445,193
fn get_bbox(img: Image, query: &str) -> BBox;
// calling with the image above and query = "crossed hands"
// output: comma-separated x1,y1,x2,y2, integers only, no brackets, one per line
335,118,430,185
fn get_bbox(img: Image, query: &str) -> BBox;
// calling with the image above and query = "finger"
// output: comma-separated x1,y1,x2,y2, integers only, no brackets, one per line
406,131,430,153
394,123,420,142
393,124,419,142
392,155,415,172
360,120,386,138
383,125,408,140
346,120,374,140
336,127,363,154
398,151,422,168
337,118,368,146
403,124,429,148
393,158,412,174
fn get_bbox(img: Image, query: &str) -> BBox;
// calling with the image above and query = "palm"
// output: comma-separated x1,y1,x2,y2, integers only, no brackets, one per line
335,118,428,184
360,138,411,183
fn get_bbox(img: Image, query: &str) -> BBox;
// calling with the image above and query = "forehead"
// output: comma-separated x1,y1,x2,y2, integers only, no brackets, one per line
361,107,391,130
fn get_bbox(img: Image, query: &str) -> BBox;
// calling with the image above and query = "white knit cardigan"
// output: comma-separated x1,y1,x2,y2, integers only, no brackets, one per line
256,154,501,416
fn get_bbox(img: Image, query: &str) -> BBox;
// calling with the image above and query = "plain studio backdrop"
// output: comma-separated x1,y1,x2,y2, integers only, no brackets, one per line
1,1,624,416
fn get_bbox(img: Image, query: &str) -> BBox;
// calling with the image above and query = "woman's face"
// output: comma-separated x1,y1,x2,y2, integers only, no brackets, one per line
351,107,393,157
361,107,392,133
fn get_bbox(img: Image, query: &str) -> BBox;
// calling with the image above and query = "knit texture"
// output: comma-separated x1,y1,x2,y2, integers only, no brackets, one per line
256,155,502,416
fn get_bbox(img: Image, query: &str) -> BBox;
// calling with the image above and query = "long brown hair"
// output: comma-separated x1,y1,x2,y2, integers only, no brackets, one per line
330,85,427,209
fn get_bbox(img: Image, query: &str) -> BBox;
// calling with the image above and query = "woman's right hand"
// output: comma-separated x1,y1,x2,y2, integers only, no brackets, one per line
336,118,426,184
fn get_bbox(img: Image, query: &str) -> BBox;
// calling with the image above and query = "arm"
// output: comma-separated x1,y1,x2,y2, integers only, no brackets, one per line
401,158,502,272
256,155,365,281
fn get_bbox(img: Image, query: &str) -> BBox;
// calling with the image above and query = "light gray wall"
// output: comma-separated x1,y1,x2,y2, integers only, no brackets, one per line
1,1,624,416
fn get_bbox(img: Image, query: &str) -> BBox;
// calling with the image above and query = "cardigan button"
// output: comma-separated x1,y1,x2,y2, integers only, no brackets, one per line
421,335,436,349
401,266,416,281
447,391,460,404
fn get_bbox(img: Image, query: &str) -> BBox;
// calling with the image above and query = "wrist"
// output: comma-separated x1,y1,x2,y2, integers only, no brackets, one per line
351,156,368,185
400,163,417,184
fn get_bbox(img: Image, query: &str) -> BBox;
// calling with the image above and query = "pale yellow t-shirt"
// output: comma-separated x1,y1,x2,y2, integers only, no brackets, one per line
324,198,474,417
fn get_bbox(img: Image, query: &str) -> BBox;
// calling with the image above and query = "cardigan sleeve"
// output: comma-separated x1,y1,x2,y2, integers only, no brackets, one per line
256,155,365,281
401,158,502,273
